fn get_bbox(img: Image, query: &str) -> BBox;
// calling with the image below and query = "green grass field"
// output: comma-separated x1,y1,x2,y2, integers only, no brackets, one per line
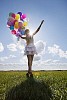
0,71,67,100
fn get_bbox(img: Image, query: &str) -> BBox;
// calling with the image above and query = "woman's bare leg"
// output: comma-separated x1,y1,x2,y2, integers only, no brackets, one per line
27,55,32,74
31,55,34,66
26,55,34,77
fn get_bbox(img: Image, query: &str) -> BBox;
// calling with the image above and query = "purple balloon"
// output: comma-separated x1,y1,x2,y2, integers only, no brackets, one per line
17,12,22,16
7,21,13,26
18,29,21,32
16,32,20,37
20,17,24,22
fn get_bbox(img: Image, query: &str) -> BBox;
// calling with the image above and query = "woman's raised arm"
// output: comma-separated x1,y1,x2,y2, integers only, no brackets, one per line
33,20,44,35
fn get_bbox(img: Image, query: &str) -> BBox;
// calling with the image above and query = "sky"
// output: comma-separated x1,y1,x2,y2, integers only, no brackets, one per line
0,0,67,70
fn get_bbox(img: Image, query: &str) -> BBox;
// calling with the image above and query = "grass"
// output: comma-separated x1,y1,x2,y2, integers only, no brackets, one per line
0,70,67,100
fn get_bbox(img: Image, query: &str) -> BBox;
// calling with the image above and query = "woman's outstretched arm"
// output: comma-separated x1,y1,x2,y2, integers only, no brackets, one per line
33,20,44,35
19,34,26,39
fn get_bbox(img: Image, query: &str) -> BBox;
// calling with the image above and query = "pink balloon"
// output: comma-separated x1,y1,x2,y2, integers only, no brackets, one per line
11,13,15,18
21,14,26,19
11,30,16,35
13,20,17,25
8,17,15,24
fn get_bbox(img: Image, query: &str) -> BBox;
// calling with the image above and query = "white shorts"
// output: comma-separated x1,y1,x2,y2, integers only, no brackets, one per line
24,43,37,55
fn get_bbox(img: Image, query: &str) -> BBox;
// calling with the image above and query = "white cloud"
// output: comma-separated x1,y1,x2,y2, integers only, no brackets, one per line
0,42,4,52
41,59,59,64
52,60,59,63
9,55,16,58
7,39,25,53
12,35,17,43
0,62,67,71
37,60,67,70
58,49,65,58
48,44,67,59
0,63,27,71
0,55,16,62
66,51,67,54
16,41,25,53
43,59,52,63
7,43,17,51
20,56,27,64
35,40,46,54
53,44,59,48
48,44,59,54
0,57,8,61
17,44,24,50
34,55,41,61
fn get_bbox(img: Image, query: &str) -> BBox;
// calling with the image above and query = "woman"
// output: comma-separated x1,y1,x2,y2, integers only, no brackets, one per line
20,20,44,77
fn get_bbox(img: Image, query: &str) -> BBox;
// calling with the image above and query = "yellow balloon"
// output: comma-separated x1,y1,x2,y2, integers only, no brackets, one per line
23,22,28,27
15,14,20,20
14,21,19,29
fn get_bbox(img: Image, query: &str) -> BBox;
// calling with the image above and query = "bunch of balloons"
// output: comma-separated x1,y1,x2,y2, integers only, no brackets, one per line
7,12,28,37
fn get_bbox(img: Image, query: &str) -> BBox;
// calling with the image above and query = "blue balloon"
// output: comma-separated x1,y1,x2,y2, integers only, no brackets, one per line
10,26,14,30
21,30,25,35
18,29,25,35
18,29,21,32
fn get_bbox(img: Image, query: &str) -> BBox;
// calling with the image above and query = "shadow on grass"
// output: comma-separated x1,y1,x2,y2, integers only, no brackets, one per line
5,77,52,100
